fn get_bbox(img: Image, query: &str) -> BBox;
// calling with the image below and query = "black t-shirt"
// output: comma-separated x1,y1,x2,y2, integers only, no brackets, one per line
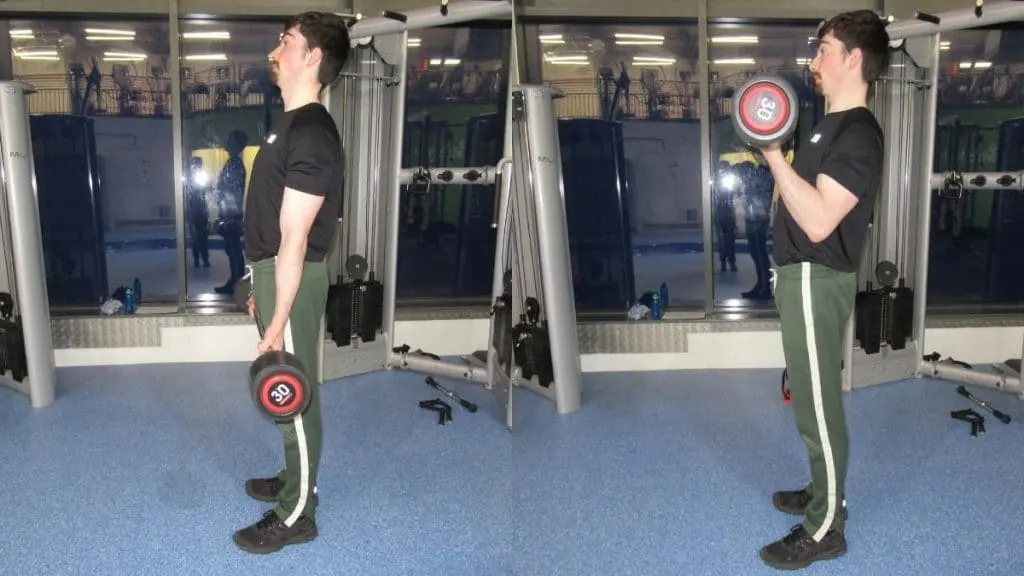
244,103,343,262
772,107,884,272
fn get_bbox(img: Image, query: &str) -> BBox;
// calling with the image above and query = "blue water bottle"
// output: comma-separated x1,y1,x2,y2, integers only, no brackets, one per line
650,291,662,320
124,287,135,314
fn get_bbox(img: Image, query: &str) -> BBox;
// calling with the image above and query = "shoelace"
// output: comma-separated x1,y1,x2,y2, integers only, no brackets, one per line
254,510,281,533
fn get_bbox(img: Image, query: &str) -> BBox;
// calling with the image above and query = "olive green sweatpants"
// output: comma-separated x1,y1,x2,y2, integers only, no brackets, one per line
250,257,328,525
773,261,857,540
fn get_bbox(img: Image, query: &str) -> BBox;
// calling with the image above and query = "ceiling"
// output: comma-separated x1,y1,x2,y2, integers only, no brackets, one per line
7,18,506,69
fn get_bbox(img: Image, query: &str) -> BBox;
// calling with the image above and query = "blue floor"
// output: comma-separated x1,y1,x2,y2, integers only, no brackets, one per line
1,365,1022,575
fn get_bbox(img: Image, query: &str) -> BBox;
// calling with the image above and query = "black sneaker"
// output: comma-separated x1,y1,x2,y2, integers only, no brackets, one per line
232,510,318,554
245,477,283,503
759,523,847,570
772,488,849,520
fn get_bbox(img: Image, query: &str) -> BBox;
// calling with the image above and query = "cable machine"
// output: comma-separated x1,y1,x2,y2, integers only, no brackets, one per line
317,0,529,427
847,1,1024,398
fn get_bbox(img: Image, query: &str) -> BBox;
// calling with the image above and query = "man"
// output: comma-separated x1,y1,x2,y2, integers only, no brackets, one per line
231,12,350,554
756,10,889,570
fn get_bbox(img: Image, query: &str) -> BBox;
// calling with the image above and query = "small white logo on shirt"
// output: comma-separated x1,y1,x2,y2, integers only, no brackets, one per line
810,133,822,143
267,134,277,144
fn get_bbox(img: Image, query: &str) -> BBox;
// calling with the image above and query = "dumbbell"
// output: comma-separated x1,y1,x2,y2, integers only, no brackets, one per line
732,75,800,149
236,277,313,424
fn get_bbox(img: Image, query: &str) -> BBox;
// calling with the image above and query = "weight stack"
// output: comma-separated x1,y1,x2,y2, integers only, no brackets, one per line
512,319,555,388
855,285,915,355
0,316,27,381
355,279,384,343
326,281,354,347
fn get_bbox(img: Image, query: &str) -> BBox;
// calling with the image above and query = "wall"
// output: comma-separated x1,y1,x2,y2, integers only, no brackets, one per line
92,116,176,228
52,318,1024,375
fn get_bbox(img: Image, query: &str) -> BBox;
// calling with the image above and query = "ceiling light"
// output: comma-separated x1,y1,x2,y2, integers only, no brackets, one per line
185,53,228,61
104,51,146,61
407,38,421,47
16,49,58,60
974,61,992,69
711,36,758,44
615,33,665,41
9,29,33,39
86,28,135,37
713,58,756,65
182,31,231,40
540,34,564,44
87,36,136,41
633,56,675,65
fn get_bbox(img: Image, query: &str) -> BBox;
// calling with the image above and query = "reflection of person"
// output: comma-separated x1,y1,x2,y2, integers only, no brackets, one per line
713,161,738,272
737,160,774,299
231,11,350,554
214,130,249,294
185,157,210,268
756,11,888,570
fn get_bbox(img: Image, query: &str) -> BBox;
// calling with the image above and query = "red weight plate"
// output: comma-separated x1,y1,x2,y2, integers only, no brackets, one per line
259,373,305,416
738,82,790,136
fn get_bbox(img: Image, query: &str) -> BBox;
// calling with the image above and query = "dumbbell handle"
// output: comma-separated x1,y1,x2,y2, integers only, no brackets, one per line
957,386,1012,424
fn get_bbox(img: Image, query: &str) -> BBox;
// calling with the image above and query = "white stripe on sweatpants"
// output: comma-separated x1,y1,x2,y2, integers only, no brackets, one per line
281,320,311,528
801,262,838,542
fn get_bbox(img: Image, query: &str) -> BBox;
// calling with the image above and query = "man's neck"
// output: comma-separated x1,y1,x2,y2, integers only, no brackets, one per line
826,83,868,114
281,83,322,112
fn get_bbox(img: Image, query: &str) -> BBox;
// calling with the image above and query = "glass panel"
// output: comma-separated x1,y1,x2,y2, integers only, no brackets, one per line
178,19,283,302
528,21,703,318
397,24,510,300
708,22,823,308
11,17,176,309
928,28,1024,306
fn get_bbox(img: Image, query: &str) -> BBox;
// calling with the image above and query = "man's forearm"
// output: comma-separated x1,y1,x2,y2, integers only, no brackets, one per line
270,238,306,333
765,151,828,241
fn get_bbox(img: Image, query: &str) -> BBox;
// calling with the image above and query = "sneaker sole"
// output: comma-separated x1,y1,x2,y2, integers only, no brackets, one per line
232,529,318,554
759,542,847,570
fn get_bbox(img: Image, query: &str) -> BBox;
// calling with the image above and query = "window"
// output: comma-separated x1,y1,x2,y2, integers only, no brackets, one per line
525,21,703,317
928,27,1024,307
397,24,511,301
12,17,175,309
178,19,283,302
707,22,823,308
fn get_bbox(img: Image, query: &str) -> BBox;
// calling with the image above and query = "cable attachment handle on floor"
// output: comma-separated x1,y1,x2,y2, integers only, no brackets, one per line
425,376,478,413
951,408,985,437
957,385,1012,424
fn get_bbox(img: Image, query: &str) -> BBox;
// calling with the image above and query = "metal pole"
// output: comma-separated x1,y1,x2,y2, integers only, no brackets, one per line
521,85,582,415
392,353,490,384
929,171,1024,190
887,1,1024,40
169,0,186,311
913,35,940,373
0,81,56,408
381,32,408,356
921,360,1021,395
698,0,714,314
349,1,513,41
398,166,500,186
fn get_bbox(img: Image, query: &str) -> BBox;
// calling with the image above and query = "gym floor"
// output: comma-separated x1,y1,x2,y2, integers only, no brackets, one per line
1,363,1020,575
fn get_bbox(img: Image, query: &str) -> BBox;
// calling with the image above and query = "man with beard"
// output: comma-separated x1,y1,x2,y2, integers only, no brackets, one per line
757,10,888,570
231,11,350,554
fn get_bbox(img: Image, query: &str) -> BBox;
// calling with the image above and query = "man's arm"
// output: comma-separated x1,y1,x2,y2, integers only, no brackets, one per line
763,123,882,243
266,122,339,338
